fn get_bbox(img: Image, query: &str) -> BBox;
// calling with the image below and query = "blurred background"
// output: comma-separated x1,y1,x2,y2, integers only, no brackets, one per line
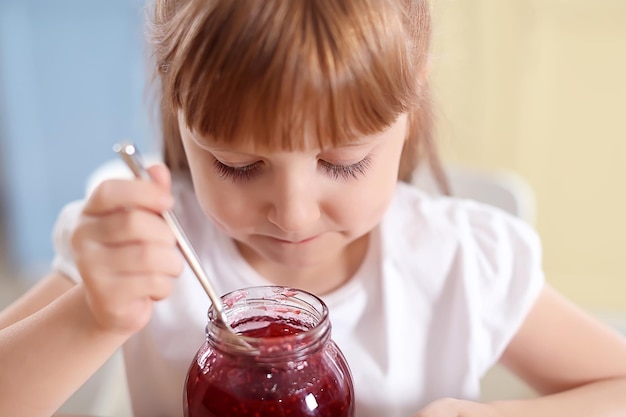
430,0,626,313
0,0,624,415
0,0,155,291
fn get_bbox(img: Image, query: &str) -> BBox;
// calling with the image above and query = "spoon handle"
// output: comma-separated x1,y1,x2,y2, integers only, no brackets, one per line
113,142,232,329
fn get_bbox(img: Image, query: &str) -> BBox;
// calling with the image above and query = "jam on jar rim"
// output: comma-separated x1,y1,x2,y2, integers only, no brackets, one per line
206,286,332,361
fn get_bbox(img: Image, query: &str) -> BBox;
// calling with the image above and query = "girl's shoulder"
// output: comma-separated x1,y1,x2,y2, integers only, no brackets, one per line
387,182,540,249
380,184,546,379
383,182,544,283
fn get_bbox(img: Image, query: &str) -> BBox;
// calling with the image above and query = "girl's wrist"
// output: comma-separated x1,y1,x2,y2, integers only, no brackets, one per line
69,284,138,342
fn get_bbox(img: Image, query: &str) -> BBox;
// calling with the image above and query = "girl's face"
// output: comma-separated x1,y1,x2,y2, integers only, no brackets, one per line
179,113,407,290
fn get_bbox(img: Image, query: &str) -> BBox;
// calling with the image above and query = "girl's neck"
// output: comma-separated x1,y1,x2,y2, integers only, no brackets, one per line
235,234,370,295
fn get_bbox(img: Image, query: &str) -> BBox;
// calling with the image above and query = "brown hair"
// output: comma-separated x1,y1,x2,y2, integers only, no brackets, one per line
149,0,448,190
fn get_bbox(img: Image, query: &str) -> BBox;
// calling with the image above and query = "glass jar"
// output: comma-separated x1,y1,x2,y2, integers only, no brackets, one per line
184,286,355,417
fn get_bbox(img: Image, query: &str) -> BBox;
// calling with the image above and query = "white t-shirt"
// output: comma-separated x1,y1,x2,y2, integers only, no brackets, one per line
52,174,544,417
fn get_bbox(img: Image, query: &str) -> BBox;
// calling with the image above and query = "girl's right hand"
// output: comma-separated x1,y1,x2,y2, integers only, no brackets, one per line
71,164,184,334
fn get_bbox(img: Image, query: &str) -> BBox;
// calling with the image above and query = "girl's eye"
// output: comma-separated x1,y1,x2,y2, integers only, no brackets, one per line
212,155,373,182
212,159,263,182
319,155,372,180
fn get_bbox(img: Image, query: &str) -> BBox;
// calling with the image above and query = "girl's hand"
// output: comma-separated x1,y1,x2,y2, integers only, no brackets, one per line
413,398,500,417
71,164,184,334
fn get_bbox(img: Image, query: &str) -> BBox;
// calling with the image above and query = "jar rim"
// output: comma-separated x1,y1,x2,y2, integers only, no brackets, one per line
206,286,331,359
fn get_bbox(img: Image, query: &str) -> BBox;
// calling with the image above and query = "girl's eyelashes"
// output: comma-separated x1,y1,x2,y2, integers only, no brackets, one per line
212,159,263,182
212,155,373,182
318,155,373,180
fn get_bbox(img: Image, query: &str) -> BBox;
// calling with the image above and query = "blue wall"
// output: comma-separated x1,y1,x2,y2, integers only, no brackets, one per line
0,0,157,280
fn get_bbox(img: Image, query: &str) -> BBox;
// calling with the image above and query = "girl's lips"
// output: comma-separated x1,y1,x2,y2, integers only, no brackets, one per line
272,235,320,244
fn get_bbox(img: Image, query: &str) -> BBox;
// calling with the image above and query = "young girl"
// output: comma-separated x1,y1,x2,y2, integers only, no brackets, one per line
2,1,626,416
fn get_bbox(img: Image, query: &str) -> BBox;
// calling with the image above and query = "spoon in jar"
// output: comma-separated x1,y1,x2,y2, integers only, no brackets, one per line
113,141,254,351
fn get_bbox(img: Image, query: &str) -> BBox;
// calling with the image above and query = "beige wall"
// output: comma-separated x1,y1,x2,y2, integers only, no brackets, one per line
430,0,626,310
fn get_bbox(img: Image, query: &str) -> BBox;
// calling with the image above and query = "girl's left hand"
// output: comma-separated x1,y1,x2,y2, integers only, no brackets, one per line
413,398,500,417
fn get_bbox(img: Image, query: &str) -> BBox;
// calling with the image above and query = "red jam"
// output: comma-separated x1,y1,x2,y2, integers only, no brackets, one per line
184,317,354,417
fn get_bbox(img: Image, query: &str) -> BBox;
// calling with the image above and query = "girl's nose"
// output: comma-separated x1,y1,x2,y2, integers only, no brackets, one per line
266,176,321,233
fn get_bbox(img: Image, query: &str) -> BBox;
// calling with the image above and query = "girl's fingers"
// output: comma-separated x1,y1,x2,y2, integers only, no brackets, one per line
108,242,184,277
77,242,185,279
74,163,181,332
74,209,177,247
146,164,172,190
92,271,179,306
83,176,173,216
79,244,184,328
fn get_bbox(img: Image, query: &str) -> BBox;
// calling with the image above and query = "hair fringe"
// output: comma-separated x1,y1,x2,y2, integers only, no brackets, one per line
148,0,449,193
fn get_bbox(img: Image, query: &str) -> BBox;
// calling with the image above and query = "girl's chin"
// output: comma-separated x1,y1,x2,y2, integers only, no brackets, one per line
238,239,338,269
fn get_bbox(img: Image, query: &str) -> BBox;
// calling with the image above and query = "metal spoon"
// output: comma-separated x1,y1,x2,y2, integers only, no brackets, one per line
113,141,253,350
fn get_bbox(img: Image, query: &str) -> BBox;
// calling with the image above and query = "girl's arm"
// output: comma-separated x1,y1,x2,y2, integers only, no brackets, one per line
0,273,130,417
0,164,182,417
492,284,626,415
0,271,74,329
415,284,626,416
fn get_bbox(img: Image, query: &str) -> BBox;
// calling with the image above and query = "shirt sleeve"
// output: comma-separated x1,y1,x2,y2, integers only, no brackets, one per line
463,203,545,376
51,199,85,282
